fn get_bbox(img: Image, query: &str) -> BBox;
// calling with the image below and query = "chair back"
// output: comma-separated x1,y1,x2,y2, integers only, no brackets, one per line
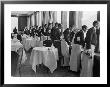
11,51,19,76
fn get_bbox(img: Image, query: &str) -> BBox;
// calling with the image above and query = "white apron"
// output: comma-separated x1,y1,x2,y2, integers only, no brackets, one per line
61,39,70,66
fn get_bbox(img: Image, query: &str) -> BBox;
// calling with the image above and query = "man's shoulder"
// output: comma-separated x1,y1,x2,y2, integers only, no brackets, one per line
87,27,94,33
64,29,68,33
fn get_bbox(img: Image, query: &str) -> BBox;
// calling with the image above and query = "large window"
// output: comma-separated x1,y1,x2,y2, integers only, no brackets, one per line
11,17,18,33
82,11,97,29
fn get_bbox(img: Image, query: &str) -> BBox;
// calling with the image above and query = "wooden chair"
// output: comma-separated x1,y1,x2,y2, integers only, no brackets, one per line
11,51,19,76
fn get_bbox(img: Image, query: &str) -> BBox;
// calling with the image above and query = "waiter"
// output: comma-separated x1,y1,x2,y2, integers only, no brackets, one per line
74,25,87,49
85,21,100,77
69,25,87,72
85,21,100,56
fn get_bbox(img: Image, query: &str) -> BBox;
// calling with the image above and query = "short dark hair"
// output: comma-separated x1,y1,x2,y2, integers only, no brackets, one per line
69,25,72,28
44,24,47,27
58,23,62,27
69,25,74,28
55,22,58,26
93,20,99,27
48,23,52,26
82,25,87,29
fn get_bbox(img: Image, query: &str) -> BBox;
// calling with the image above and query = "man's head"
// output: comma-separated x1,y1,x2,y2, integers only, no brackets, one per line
58,23,62,29
44,24,48,29
82,25,87,32
93,20,100,29
69,25,75,31
48,23,52,29
55,22,58,28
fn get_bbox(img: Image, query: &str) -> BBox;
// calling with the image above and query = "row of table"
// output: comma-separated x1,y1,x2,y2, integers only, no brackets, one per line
11,35,59,73
11,34,99,76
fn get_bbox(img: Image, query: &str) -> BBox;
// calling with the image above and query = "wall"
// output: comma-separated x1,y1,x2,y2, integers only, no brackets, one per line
18,16,27,31
69,11,76,27
11,17,18,33
26,11,98,31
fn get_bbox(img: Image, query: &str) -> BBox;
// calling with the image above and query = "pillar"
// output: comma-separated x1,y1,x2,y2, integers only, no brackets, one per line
61,11,67,31
56,11,61,23
75,11,83,29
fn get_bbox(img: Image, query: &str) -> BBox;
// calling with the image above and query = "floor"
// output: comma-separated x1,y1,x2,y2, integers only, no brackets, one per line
14,48,80,77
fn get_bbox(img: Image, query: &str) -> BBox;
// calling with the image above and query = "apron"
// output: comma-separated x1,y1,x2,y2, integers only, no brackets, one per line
69,43,81,72
61,39,70,66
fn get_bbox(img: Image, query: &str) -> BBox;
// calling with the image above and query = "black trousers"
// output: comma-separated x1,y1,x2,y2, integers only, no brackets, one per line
93,55,100,77
53,40,63,67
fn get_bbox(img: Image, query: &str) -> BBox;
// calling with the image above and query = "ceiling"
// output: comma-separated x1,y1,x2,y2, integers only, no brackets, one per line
11,11,35,16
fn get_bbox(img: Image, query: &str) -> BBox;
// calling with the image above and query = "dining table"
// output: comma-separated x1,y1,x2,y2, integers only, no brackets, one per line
11,38,27,64
22,36,43,51
30,46,58,73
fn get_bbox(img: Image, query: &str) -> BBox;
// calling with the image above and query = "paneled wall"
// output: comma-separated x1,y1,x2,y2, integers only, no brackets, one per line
18,16,27,31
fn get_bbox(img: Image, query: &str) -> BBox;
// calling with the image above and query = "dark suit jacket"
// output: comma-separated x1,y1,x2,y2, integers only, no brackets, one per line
17,34,22,42
74,30,85,47
95,29,100,52
41,28,47,36
70,31,75,42
85,27,98,49
63,29,74,45
51,27,61,42
63,28,71,44
45,28,51,36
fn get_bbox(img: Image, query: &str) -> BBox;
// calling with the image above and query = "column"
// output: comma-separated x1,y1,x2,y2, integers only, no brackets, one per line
53,11,57,26
27,16,30,29
75,11,82,29
34,12,36,26
56,11,61,23
49,11,53,23
61,11,67,30
67,11,69,28
38,11,42,26
30,15,31,27
36,11,39,26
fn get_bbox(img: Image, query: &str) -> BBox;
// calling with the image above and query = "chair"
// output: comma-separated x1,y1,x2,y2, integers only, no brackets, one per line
11,51,19,76
11,47,23,77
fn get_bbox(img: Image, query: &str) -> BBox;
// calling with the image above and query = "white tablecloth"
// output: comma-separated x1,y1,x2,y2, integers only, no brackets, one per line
23,37,43,51
11,40,27,64
30,47,58,73
11,40,23,52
